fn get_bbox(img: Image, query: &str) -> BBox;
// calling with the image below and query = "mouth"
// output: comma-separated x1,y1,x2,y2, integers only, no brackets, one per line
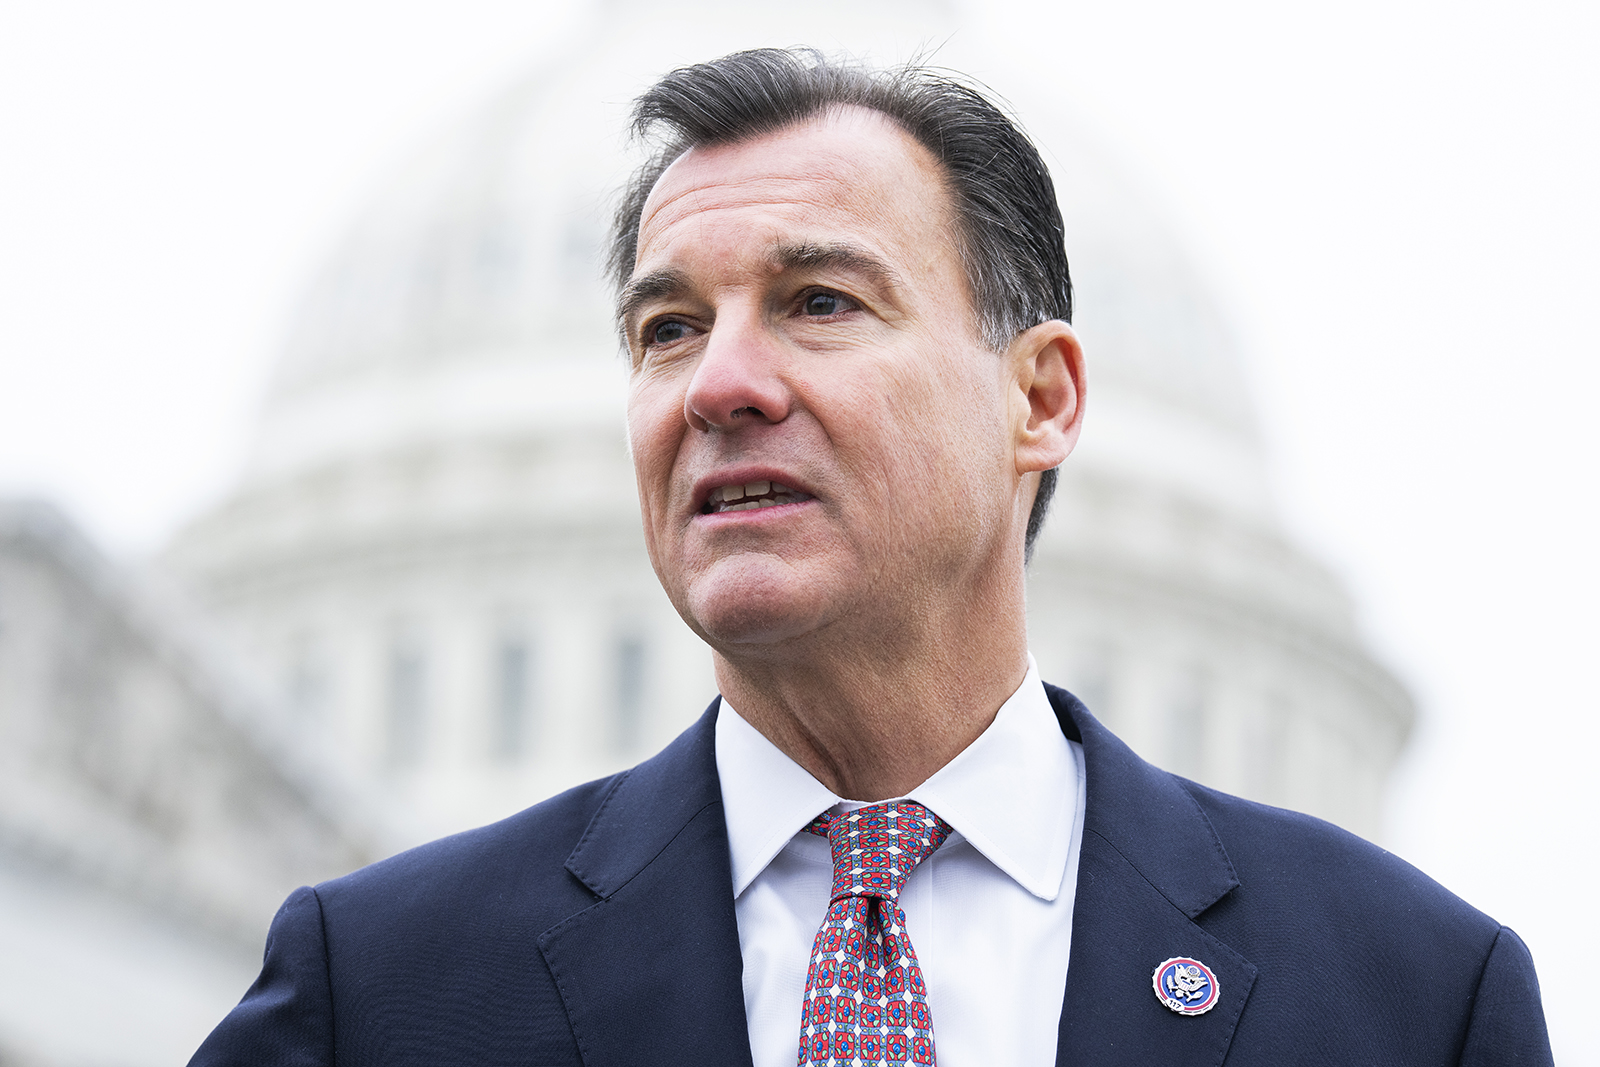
700,480,813,515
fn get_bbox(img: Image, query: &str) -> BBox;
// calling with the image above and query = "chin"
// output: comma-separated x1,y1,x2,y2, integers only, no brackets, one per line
682,562,830,650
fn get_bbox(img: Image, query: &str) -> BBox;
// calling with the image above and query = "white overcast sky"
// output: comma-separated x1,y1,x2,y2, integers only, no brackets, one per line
1,0,1595,1059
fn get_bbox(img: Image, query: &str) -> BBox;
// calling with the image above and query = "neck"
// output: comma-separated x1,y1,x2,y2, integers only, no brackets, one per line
713,593,1031,802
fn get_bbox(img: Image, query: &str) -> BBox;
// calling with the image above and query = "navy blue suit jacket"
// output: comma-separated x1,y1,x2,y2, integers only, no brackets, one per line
191,686,1552,1065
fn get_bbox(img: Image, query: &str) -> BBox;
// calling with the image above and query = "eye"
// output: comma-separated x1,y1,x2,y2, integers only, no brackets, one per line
649,319,691,345
802,291,854,317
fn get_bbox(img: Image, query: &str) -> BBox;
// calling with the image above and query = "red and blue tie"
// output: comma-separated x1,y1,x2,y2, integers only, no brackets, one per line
797,800,952,1066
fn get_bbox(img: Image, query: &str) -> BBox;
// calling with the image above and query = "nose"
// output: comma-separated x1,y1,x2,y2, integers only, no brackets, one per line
683,312,792,432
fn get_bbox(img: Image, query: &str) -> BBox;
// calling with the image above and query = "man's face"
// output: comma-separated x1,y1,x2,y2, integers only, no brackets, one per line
623,107,1029,655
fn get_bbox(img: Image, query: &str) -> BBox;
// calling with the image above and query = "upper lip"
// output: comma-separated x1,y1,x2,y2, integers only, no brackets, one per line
691,468,816,514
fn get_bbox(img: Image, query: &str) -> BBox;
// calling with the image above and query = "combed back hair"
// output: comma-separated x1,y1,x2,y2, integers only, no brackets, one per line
609,47,1072,560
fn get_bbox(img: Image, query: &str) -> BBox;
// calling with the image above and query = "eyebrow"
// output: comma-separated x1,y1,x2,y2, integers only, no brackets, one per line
769,241,904,296
618,268,692,333
617,241,905,331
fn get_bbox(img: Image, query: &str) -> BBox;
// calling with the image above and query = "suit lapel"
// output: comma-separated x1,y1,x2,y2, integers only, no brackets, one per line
537,700,755,1067
1048,685,1259,1066
537,687,1258,1067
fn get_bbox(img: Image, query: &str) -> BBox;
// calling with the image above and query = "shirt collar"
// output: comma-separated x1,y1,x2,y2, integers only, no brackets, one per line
715,692,839,899
715,655,1078,902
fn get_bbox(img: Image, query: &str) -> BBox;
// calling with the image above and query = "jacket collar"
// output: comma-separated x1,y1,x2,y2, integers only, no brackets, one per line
537,699,755,1067
1048,683,1258,1066
537,687,1259,1067
1050,683,1240,916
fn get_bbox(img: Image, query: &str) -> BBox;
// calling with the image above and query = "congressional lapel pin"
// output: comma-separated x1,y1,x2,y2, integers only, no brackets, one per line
1153,956,1220,1016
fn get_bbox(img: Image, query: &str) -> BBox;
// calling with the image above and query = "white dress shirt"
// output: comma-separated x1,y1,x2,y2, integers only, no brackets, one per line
715,658,1087,1067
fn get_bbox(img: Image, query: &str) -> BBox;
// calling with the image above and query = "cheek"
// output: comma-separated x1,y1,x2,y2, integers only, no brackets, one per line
882,353,1005,460
885,361,1013,516
626,388,685,507
817,373,974,521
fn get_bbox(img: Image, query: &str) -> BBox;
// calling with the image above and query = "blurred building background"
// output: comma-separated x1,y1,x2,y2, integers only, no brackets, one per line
0,498,376,1066
3,0,1592,1064
160,13,1412,846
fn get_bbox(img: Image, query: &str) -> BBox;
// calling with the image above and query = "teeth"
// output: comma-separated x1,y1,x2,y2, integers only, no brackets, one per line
705,480,807,513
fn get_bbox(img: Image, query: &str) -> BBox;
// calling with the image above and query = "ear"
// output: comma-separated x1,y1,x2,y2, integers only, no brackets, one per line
1007,320,1085,475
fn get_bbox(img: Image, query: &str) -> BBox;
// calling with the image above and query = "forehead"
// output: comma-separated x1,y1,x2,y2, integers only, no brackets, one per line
634,107,958,271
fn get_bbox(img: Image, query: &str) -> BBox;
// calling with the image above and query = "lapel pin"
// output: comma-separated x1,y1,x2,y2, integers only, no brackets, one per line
1153,956,1220,1016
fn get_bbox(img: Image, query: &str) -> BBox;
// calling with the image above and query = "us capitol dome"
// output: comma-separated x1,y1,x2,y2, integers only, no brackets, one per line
164,0,1413,847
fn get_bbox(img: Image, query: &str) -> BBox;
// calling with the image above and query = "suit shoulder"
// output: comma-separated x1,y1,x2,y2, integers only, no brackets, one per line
303,702,721,937
315,771,625,921
1181,777,1500,943
1161,778,1550,1062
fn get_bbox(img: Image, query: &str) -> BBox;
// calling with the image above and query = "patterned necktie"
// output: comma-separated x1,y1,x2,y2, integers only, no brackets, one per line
797,800,953,1066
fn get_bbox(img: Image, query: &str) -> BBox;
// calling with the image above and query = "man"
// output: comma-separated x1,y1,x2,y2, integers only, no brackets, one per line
192,49,1552,1066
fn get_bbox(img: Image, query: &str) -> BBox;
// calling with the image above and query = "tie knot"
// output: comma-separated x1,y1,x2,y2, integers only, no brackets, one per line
806,799,952,902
